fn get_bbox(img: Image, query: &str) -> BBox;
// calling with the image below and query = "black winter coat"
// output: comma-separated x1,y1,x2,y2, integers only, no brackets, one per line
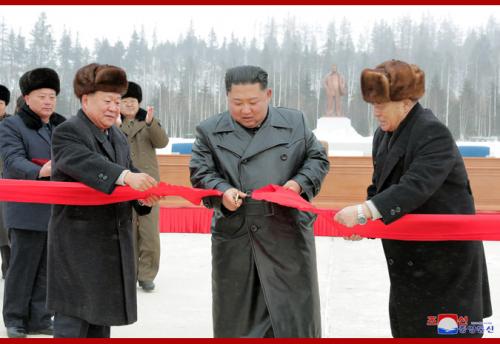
0,104,65,231
368,103,492,338
190,107,330,338
47,110,150,326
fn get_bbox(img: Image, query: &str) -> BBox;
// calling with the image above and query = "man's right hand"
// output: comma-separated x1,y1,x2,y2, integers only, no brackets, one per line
38,160,51,178
124,172,158,191
222,188,247,212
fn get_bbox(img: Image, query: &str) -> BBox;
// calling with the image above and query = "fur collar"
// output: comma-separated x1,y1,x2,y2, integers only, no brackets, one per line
17,103,66,130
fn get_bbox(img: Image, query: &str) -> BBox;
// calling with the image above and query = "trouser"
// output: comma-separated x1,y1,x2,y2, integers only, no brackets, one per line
1,245,10,278
54,313,110,338
0,203,10,278
3,229,52,331
133,205,160,282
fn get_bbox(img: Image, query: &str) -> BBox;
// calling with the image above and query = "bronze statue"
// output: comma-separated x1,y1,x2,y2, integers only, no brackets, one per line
323,64,346,116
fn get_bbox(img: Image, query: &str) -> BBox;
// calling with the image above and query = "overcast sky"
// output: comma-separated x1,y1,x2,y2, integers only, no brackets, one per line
1,5,499,47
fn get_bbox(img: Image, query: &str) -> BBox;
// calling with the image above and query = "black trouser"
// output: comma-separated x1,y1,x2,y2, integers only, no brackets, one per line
2,229,52,331
54,313,110,338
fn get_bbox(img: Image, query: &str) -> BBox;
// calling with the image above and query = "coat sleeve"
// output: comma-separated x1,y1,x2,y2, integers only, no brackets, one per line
52,122,125,194
146,118,169,148
0,119,41,180
370,121,457,224
367,128,382,200
291,115,330,201
189,124,233,209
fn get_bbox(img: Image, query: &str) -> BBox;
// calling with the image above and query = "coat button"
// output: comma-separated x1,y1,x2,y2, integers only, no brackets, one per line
395,206,401,213
102,175,108,181
242,159,248,164
407,260,414,267
250,225,258,232
390,209,396,216
388,258,394,265
98,173,104,179
280,154,288,161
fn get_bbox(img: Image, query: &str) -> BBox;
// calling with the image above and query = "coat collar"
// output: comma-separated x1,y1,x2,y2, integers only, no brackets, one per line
213,106,293,134
17,103,65,131
77,110,117,162
120,108,148,139
213,106,293,160
376,102,421,191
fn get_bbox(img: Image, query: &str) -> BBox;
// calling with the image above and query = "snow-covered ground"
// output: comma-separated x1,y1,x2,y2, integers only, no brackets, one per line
2,234,496,338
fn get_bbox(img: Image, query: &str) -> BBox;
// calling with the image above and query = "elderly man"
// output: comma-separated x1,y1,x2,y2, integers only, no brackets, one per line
0,84,12,278
190,65,329,338
120,81,169,292
334,60,492,338
0,69,65,338
47,63,159,338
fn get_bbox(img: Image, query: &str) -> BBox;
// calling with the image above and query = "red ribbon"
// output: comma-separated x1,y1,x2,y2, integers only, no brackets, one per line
1,179,499,241
252,184,500,241
0,179,221,206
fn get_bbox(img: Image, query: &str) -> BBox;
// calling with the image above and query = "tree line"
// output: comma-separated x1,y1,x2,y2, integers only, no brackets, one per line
0,12,499,140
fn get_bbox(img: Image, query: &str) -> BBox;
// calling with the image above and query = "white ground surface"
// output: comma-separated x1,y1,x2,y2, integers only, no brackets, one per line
0,234,498,338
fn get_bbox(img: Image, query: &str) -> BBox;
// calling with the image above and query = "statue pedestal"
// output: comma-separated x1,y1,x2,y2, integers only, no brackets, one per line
313,116,372,156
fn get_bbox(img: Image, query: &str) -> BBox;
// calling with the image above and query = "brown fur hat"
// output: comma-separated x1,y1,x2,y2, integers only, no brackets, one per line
73,63,128,99
361,60,425,103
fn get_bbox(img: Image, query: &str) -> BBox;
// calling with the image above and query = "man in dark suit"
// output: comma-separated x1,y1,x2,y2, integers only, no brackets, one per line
0,68,65,338
334,60,492,337
47,63,159,338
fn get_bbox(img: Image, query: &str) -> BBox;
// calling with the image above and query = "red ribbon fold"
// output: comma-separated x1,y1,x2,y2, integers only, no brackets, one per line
1,179,499,241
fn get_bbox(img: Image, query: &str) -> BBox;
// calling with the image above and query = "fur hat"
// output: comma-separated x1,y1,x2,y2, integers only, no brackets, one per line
0,84,10,105
73,63,128,99
361,60,425,103
122,81,142,103
19,68,60,96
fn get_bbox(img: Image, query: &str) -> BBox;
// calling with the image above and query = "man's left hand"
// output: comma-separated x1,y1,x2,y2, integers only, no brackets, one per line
146,106,154,125
282,180,301,194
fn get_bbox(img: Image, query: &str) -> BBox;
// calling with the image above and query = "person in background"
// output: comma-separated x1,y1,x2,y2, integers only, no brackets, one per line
119,81,169,292
334,59,492,338
0,84,12,279
0,68,65,338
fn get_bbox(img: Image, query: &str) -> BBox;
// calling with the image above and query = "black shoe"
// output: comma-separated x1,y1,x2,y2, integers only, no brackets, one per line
29,324,53,336
139,280,155,291
6,326,27,338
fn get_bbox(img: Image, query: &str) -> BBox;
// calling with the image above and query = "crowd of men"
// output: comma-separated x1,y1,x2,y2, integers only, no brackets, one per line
0,60,492,338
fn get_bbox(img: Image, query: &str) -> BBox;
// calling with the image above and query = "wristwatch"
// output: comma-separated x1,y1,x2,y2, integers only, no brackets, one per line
357,204,368,225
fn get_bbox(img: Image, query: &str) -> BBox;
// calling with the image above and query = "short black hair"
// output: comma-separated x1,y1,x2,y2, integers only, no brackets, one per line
225,65,268,94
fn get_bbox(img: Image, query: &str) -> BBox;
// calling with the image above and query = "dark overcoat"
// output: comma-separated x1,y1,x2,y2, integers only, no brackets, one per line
47,110,150,326
368,103,492,338
0,104,65,231
190,106,330,338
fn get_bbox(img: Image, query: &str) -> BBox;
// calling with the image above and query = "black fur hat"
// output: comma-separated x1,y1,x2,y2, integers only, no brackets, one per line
0,84,10,105
122,81,142,103
19,68,60,96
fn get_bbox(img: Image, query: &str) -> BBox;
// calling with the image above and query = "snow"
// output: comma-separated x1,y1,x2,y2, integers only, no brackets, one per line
158,119,500,158
3,234,496,338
